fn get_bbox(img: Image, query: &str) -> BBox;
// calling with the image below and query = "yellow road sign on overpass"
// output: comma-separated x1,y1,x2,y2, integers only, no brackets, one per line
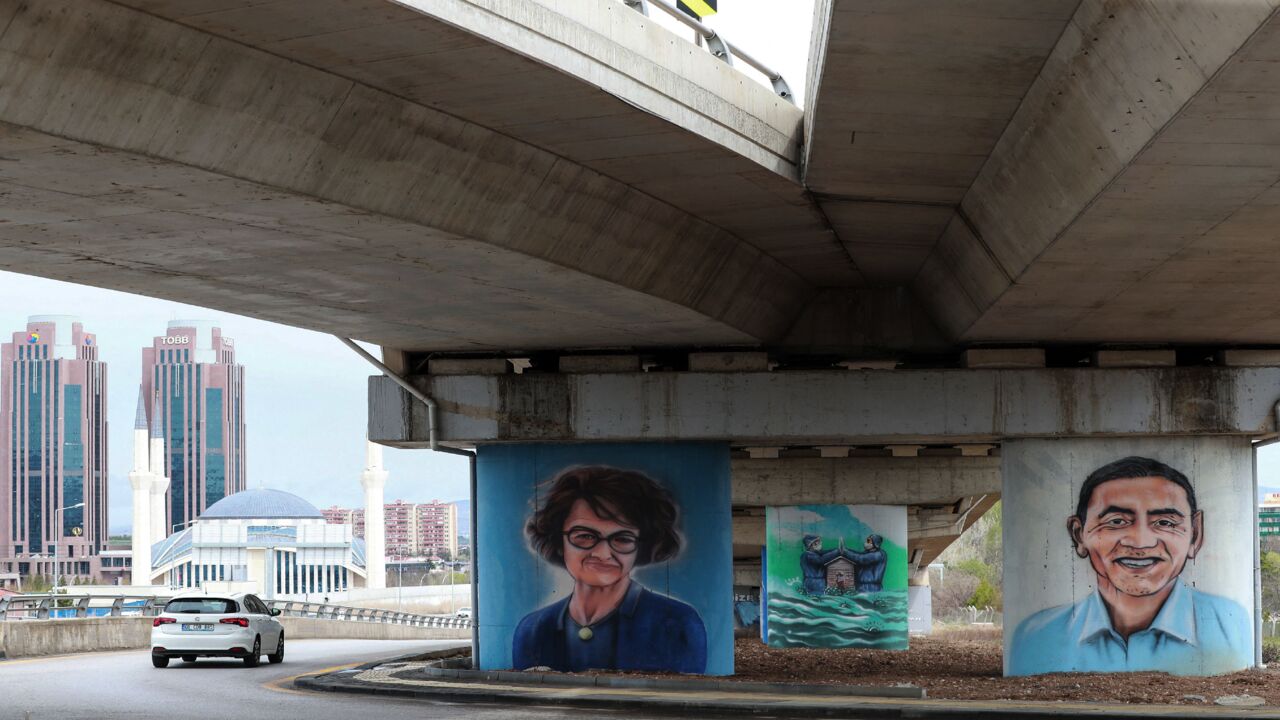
677,0,716,19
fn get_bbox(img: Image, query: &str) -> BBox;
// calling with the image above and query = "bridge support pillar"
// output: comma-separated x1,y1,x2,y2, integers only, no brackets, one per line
1002,437,1257,677
474,442,734,675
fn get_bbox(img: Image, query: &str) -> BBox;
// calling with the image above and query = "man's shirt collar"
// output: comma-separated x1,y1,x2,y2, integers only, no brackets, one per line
1075,580,1197,647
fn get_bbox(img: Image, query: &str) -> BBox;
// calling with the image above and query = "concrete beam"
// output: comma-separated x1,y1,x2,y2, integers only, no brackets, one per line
733,563,762,587
559,355,641,373
910,493,1000,568
370,367,1280,446
1219,350,1280,368
688,352,770,372
427,359,511,376
732,456,1000,506
962,348,1045,369
732,515,765,547
1093,350,1177,369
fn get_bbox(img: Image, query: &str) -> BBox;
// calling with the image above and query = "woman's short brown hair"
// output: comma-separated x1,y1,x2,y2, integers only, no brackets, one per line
526,465,681,567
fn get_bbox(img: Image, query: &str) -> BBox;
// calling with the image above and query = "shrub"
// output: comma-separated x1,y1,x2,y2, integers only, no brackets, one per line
966,577,1002,610
1263,637,1280,665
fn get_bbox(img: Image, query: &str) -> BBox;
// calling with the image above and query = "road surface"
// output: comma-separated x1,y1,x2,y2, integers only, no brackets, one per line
0,639,681,720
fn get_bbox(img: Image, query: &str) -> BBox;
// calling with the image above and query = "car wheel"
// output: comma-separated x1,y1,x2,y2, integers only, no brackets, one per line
243,636,261,668
268,633,284,664
151,654,169,669
181,655,196,663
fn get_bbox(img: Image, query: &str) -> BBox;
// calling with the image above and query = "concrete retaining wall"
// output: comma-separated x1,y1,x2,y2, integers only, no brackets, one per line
0,617,149,659
0,617,467,659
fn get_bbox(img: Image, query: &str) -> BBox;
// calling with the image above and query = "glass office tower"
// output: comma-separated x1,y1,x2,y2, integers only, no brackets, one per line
0,316,107,582
141,320,245,535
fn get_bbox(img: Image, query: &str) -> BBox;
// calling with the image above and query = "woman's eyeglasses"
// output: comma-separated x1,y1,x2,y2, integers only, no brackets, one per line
564,526,639,554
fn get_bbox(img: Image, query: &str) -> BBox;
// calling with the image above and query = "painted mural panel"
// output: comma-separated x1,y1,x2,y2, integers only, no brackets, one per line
765,504,909,649
1004,439,1255,676
476,443,733,675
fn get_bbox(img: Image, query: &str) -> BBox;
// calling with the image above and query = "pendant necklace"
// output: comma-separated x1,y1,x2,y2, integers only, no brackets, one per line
577,626,594,641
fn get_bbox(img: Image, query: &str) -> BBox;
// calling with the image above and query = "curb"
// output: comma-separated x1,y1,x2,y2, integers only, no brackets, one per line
411,661,923,699
292,664,1280,720
349,646,469,672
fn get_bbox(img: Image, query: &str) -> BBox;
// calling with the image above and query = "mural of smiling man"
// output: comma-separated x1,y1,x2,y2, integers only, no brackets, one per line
1009,456,1251,676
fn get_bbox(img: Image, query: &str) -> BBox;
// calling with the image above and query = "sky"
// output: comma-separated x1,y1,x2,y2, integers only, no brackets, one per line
0,271,472,534
647,0,817,103
2,1,1278,536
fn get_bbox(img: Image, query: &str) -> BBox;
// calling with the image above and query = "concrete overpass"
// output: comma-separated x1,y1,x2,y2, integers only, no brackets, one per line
0,0,825,352
5,0,1280,356
3,0,1280,672
806,0,1280,346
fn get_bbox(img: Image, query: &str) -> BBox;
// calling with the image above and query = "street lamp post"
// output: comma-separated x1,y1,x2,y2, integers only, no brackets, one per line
52,502,85,597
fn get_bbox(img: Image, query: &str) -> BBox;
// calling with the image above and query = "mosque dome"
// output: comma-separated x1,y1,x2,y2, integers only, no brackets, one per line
200,488,322,520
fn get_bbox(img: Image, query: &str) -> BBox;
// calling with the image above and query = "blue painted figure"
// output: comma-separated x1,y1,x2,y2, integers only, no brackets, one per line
842,534,888,593
1010,456,1251,676
512,466,707,673
800,534,840,595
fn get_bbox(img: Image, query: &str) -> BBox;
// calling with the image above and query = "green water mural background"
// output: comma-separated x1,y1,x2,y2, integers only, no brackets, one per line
765,504,909,650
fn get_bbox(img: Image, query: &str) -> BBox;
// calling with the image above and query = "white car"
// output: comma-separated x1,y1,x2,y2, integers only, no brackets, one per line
455,607,472,619
150,593,284,668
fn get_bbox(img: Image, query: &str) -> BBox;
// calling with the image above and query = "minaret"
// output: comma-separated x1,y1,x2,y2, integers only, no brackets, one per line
149,392,170,542
129,387,154,587
360,441,388,589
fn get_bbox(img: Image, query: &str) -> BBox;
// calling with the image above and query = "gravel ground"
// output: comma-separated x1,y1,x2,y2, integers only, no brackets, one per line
730,629,1276,706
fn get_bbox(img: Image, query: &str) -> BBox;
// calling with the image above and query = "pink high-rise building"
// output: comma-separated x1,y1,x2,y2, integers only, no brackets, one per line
141,320,245,534
321,506,351,525
415,501,458,558
385,500,415,558
0,316,107,583
325,500,456,558
350,507,365,539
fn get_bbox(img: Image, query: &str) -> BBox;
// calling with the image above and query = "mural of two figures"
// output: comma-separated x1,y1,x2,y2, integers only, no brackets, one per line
766,504,908,650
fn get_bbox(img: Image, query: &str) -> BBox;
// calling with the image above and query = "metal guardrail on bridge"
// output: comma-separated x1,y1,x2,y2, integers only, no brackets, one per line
0,593,472,628
621,0,794,101
0,594,167,620
264,600,471,629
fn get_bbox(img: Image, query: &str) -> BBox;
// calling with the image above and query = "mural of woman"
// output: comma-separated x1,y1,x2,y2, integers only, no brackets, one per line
512,466,707,673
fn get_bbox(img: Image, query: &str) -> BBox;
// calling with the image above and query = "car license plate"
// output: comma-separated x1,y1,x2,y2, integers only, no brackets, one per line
181,623,213,632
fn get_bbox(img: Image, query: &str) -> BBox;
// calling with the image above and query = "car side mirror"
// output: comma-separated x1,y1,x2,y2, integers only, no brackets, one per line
270,608,281,617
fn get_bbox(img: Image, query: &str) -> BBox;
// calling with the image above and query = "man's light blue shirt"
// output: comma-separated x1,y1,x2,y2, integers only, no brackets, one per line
1009,581,1251,676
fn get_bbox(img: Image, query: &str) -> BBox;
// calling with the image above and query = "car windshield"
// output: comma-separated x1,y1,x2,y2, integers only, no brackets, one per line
164,598,237,614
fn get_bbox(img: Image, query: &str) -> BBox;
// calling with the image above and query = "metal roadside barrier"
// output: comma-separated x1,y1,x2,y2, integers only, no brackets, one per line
0,593,471,628
0,594,168,620
264,600,472,629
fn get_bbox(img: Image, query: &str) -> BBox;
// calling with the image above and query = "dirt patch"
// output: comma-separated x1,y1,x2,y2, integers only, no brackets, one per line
731,630,1277,705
